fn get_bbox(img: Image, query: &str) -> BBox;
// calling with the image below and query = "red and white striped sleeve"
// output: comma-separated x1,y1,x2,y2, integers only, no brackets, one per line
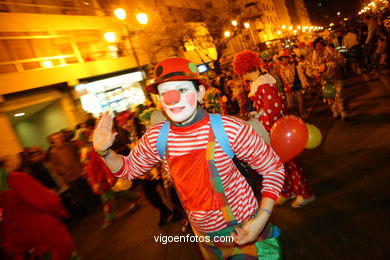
224,117,285,200
113,124,162,180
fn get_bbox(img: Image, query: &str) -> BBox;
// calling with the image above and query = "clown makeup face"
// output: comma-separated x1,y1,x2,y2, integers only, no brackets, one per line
158,81,205,124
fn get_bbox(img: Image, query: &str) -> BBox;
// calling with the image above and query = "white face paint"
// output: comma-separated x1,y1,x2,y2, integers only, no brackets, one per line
158,81,199,124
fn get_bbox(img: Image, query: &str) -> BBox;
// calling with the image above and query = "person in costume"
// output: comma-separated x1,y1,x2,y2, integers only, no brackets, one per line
233,50,315,208
79,116,140,229
0,154,76,260
276,50,305,116
203,80,226,115
232,50,286,132
310,37,348,121
93,57,285,259
227,73,249,119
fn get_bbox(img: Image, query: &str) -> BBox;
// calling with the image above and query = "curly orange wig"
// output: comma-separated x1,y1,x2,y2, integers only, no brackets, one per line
232,50,261,76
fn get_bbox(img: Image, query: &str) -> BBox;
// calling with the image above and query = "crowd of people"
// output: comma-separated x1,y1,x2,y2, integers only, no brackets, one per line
1,11,389,260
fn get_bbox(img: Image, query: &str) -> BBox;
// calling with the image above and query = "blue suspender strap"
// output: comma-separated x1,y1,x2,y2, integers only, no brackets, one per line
209,114,235,159
156,121,170,159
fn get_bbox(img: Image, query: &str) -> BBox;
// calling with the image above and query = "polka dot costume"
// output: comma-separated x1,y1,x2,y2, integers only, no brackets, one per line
280,159,313,199
252,79,313,201
253,83,285,131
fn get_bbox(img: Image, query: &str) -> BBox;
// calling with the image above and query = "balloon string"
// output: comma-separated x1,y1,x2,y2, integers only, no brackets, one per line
302,87,322,122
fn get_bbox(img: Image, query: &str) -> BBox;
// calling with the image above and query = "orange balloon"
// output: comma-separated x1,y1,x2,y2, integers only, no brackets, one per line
270,115,309,162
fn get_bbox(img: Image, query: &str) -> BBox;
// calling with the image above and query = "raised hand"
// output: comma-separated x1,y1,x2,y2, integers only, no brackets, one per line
93,111,117,152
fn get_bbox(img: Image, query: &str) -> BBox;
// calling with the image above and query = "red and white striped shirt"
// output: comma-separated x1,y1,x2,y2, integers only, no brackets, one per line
114,114,285,233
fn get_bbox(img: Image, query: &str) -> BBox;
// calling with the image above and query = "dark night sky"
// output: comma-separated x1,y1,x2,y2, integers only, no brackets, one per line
304,0,362,25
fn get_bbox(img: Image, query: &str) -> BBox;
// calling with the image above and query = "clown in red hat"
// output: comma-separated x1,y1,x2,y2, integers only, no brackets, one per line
93,56,285,259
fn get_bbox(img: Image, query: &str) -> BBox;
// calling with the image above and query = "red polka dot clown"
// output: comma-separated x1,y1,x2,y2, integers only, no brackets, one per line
93,57,285,259
233,50,315,208
232,50,286,132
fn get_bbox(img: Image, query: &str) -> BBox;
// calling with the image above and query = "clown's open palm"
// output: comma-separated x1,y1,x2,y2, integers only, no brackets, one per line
93,111,117,152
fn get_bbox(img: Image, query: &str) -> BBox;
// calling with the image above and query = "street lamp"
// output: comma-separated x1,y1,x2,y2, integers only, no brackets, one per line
113,8,148,69
114,8,126,20
114,8,149,98
136,13,148,25
104,32,116,43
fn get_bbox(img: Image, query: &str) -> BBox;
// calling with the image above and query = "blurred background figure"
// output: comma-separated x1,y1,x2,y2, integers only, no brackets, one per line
343,27,363,75
228,73,249,119
47,131,96,218
203,79,226,115
83,115,140,229
0,154,76,260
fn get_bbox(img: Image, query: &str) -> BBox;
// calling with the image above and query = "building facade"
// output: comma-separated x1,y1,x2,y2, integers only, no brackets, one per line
0,0,151,155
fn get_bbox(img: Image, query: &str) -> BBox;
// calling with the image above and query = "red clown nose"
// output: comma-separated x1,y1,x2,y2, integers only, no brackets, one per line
163,90,181,105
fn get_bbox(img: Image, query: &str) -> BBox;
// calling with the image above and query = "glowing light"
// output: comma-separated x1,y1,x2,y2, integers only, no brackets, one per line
337,12,341,16
42,60,53,68
114,8,126,20
277,30,282,35
297,25,301,30
288,26,293,30
281,24,286,29
14,113,25,117
244,22,250,29
136,13,148,25
104,32,116,43
344,18,348,21
224,31,231,37
231,20,238,26
293,30,297,34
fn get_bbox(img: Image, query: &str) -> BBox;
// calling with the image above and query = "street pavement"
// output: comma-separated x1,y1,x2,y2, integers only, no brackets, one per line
70,72,390,260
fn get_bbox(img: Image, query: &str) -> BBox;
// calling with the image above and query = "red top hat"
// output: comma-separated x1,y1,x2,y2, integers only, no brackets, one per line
146,57,210,94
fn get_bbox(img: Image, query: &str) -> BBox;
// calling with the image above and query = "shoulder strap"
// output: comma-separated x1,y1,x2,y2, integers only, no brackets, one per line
156,115,236,159
156,121,170,159
209,114,235,159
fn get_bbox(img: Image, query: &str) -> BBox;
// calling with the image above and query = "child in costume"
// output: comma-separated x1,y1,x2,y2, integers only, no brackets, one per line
233,50,315,208
93,57,285,259
79,118,139,229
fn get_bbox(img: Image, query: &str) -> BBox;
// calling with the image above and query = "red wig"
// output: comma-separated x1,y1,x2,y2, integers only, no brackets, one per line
232,50,261,76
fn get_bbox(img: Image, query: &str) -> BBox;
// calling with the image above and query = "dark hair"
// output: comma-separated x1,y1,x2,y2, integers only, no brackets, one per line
364,14,372,20
85,118,96,128
313,37,326,50
192,80,202,91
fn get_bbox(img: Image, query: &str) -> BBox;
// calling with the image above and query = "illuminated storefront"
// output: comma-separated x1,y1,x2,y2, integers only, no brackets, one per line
75,71,146,115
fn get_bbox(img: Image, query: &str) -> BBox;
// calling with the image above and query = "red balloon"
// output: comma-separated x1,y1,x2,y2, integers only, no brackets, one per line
270,115,309,162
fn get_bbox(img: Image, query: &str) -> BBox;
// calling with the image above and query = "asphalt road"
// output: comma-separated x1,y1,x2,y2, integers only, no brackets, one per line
70,72,390,260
